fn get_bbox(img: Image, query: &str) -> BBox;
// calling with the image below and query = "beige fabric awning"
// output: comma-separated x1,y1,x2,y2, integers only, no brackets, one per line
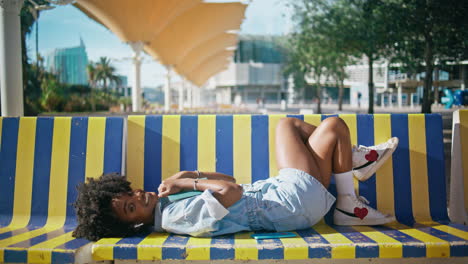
144,2,246,66
74,0,246,86
74,0,202,43
176,33,238,76
186,52,234,86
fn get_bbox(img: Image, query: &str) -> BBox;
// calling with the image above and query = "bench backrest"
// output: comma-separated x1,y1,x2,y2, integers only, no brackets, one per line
0,117,124,263
126,114,448,225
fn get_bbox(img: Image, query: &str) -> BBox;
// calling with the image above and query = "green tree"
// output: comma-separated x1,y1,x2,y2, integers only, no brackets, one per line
94,57,121,90
385,0,468,113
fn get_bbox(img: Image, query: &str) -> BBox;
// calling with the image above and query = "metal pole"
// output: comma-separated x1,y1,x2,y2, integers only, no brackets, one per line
0,0,24,116
164,66,172,111
178,78,184,111
129,42,143,112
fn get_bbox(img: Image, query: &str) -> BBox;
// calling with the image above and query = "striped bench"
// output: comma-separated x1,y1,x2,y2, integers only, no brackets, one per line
449,110,468,225
0,117,124,264
91,114,468,263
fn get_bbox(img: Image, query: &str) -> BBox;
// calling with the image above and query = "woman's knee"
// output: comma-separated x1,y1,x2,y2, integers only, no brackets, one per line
277,117,299,131
320,117,350,135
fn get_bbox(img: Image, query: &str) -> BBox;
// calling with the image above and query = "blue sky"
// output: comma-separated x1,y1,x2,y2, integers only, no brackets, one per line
26,0,292,87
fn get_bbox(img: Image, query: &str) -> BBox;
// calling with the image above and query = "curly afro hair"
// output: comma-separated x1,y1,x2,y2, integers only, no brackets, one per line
72,173,145,241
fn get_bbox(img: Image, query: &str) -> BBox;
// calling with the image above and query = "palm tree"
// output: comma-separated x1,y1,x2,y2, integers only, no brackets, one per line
86,63,98,88
95,57,121,90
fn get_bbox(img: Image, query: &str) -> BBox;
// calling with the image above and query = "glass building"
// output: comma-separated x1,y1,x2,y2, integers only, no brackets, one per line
45,38,89,85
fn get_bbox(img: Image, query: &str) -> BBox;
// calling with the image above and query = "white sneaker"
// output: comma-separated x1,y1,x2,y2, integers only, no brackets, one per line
352,137,399,181
334,194,395,226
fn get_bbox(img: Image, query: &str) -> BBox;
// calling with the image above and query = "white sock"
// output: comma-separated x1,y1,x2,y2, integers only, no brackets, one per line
333,171,356,196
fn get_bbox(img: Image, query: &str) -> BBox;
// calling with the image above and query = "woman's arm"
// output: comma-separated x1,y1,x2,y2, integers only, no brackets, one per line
157,178,242,208
166,171,236,183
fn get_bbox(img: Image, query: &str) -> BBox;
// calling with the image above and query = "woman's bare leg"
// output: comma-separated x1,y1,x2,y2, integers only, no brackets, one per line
275,117,352,188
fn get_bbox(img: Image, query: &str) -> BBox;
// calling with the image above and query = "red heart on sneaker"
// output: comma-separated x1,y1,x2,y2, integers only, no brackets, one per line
354,207,368,220
365,150,378,162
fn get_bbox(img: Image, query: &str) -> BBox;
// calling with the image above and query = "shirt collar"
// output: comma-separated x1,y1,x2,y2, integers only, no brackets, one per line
154,197,170,232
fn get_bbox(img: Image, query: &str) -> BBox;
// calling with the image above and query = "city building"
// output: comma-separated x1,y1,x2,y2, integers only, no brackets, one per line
45,38,89,85
204,35,288,105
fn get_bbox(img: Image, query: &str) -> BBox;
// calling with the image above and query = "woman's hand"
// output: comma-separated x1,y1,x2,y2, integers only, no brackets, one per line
157,179,186,197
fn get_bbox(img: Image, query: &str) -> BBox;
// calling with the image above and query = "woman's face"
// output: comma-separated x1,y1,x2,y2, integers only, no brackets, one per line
111,189,158,225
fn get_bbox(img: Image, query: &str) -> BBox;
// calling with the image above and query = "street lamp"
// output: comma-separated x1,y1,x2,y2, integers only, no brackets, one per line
28,0,53,68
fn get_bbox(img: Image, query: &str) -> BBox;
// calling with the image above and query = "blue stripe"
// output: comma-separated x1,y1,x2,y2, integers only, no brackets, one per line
447,222,468,232
296,228,331,258
9,228,66,247
4,249,27,263
55,238,90,250
335,226,377,258
424,114,449,222
65,117,88,225
210,234,235,260
114,233,148,260
287,114,304,120
356,114,376,208
52,252,75,264
162,235,190,260
215,116,233,175
251,115,269,181
372,225,425,257
29,117,54,227
0,118,19,226
144,116,162,191
0,227,31,239
391,114,414,225
322,114,337,121
257,237,283,259
416,224,467,257
103,117,123,174
180,115,197,171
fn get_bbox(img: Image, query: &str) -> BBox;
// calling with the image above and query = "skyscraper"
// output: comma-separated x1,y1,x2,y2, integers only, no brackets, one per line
45,38,89,85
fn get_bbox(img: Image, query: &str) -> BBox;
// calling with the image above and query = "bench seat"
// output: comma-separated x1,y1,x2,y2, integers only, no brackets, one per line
91,114,468,262
0,117,124,264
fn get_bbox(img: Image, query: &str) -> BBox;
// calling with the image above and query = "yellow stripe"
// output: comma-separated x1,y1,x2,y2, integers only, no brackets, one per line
233,115,251,184
47,117,71,226
10,118,36,228
430,224,468,240
352,226,402,258
304,114,321,126
92,238,121,261
459,110,468,210
185,237,211,260
280,231,308,259
314,224,355,259
137,232,169,260
234,232,258,260
127,116,145,189
85,117,105,180
28,232,76,263
197,115,216,172
339,114,359,194
269,115,287,177
388,223,450,258
408,114,431,222
161,115,180,180
374,114,395,216
0,226,62,247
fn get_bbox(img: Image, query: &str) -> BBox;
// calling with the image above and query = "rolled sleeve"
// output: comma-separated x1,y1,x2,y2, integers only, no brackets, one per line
161,189,229,237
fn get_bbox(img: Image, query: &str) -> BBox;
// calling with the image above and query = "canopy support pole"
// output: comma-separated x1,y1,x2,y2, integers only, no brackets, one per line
129,42,143,112
165,66,172,111
0,0,24,116
178,78,184,111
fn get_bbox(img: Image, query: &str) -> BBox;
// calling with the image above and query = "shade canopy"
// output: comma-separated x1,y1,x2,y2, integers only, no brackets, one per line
175,33,238,76
186,51,234,86
75,0,201,43
75,0,246,86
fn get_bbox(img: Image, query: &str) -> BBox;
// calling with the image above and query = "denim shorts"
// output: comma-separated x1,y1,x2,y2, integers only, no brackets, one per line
242,168,336,231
